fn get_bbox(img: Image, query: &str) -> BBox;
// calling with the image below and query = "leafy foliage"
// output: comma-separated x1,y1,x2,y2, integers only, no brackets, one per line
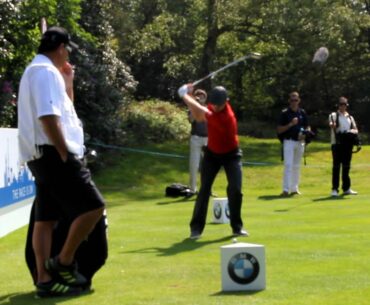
0,0,19,126
112,0,370,136
1,0,370,141
120,100,190,144
0,0,136,145
71,0,137,143
0,80,16,127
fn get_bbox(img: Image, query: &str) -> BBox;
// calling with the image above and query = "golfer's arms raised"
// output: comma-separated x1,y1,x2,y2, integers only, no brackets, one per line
182,94,210,122
178,84,210,122
39,115,69,162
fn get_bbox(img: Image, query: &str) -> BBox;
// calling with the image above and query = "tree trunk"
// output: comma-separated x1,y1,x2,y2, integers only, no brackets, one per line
199,0,219,90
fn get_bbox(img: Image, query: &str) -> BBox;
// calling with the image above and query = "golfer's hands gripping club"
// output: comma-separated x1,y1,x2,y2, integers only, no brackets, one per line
178,84,211,121
178,83,193,98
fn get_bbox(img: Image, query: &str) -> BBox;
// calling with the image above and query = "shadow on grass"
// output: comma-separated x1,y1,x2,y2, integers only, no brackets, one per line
0,289,94,305
156,196,195,205
272,194,351,212
210,290,262,296
258,193,308,200
312,195,348,202
258,195,287,200
0,292,37,305
121,236,233,257
274,200,315,212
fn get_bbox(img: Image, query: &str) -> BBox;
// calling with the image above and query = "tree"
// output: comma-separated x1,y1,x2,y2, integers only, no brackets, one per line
112,0,370,133
73,0,137,143
0,0,18,126
0,0,137,142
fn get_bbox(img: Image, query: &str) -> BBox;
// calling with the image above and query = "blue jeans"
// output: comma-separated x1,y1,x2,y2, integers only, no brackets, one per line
190,147,243,234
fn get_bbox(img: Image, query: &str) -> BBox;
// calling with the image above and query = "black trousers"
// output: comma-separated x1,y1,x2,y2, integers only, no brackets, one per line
331,144,353,191
190,148,243,234
27,145,105,221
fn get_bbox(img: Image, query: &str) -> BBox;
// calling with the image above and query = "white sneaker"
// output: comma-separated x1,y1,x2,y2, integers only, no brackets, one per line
291,190,301,195
331,190,339,197
343,189,358,195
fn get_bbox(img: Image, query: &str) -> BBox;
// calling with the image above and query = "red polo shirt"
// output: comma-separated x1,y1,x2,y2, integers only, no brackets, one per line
206,102,239,154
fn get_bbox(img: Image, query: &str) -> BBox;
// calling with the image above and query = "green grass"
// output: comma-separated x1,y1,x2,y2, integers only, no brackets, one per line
1,137,370,305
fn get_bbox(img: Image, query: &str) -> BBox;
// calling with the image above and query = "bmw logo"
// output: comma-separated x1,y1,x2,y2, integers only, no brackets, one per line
225,204,230,218
214,202,222,219
228,252,260,284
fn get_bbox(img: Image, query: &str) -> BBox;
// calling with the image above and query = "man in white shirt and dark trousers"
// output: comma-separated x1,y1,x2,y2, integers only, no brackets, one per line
329,97,359,197
18,27,105,298
277,91,310,196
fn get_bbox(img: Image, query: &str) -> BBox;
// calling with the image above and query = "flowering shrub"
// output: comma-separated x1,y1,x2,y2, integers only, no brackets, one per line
120,99,190,145
0,80,16,127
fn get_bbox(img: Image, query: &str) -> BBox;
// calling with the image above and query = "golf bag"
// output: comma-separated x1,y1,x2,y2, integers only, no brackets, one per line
165,183,194,198
25,201,108,287
333,111,361,152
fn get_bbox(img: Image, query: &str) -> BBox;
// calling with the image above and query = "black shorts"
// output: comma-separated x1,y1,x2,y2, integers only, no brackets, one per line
27,145,105,222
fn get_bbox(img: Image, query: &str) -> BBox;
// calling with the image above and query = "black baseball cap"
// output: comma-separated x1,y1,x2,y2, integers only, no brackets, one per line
39,26,78,52
208,86,228,105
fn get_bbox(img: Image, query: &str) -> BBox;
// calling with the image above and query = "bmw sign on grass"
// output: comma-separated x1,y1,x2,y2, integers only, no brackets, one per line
221,243,265,291
227,252,260,284
212,198,230,224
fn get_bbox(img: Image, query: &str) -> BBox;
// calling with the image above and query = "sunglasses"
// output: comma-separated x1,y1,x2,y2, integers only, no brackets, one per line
290,99,299,102
339,103,348,106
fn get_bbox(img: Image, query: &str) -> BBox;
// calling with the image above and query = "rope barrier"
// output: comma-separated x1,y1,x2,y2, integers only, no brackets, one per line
88,142,277,166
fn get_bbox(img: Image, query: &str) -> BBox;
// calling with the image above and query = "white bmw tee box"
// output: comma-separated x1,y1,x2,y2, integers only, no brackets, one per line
212,197,230,224
220,242,266,291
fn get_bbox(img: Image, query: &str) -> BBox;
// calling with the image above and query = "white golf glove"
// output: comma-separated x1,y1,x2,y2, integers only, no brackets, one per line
178,84,189,98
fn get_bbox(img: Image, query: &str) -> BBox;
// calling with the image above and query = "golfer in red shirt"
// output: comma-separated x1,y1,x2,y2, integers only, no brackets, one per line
178,84,248,239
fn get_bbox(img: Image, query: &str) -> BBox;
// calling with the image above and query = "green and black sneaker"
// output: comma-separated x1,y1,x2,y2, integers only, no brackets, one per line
35,280,81,298
45,257,87,287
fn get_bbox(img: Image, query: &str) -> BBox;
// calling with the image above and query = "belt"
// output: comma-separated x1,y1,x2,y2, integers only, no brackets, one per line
284,138,299,141
36,145,84,161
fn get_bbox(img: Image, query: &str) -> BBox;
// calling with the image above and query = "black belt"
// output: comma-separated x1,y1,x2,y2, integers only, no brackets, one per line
36,145,84,161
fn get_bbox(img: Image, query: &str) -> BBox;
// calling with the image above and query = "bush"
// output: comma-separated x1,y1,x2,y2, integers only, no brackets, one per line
238,120,277,138
120,99,190,144
0,80,16,127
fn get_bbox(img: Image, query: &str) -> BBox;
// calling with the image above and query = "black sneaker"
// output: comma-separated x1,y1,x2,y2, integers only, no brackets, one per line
36,280,81,298
45,257,87,286
189,231,202,240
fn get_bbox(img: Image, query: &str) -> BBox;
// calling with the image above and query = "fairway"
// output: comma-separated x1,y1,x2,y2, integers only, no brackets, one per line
0,138,369,305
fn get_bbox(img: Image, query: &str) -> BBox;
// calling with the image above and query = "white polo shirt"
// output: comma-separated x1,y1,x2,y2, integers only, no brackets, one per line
18,54,84,163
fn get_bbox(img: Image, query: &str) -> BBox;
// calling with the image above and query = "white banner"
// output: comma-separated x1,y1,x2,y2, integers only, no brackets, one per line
0,128,34,238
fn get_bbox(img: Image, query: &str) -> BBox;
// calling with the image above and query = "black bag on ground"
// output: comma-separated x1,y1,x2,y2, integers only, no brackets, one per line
25,201,108,288
165,183,194,198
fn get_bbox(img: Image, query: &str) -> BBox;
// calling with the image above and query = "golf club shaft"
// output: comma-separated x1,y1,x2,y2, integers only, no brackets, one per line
192,52,261,86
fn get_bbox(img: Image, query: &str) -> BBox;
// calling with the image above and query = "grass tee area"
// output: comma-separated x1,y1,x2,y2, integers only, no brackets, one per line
0,137,369,305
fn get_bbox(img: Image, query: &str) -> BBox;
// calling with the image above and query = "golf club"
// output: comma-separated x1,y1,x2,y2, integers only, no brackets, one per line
192,52,262,86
